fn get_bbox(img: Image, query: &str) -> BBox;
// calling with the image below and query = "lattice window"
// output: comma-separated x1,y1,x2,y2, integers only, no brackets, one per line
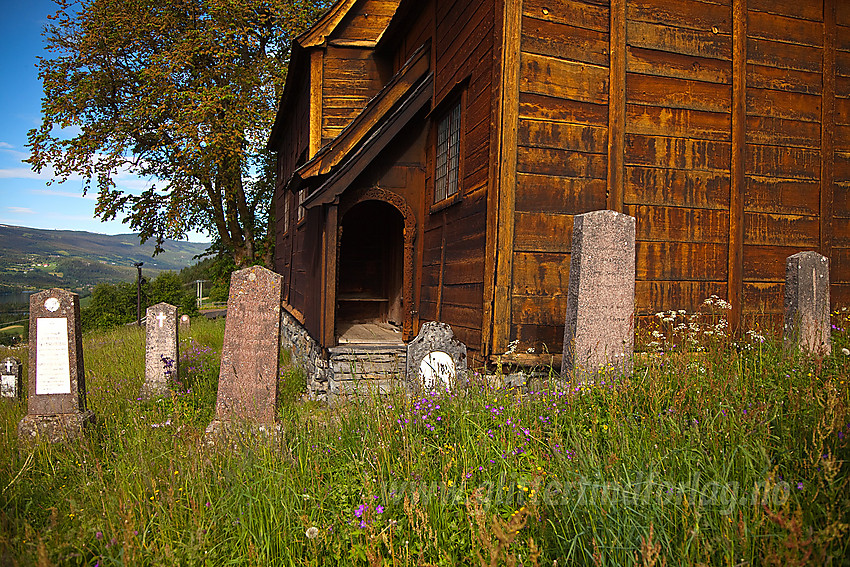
283,189,290,233
434,100,462,203
297,188,306,222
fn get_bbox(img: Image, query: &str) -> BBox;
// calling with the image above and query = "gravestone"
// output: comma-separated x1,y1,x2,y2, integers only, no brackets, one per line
562,210,636,379
141,302,178,398
1,357,22,399
406,322,467,393
18,289,94,443
784,251,831,356
179,314,191,332
206,266,283,439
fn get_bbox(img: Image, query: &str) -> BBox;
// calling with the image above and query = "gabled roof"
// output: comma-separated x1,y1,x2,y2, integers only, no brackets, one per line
297,0,360,47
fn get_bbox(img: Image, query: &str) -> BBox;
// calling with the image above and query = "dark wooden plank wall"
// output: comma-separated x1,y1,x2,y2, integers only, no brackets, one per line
413,0,495,359
833,3,849,307
511,0,611,350
322,47,385,146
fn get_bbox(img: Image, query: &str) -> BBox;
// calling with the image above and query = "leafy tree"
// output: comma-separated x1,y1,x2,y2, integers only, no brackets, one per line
27,0,330,266
81,281,138,331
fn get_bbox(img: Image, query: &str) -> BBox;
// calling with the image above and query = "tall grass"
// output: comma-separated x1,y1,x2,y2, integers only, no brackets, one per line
0,311,848,566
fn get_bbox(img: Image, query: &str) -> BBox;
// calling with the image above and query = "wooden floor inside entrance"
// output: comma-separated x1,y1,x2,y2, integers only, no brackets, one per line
336,322,403,345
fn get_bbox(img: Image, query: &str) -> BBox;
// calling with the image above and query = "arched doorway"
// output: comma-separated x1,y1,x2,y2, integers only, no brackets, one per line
336,200,406,343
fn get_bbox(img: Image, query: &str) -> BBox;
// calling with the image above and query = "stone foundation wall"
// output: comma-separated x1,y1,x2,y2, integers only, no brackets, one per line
279,307,329,402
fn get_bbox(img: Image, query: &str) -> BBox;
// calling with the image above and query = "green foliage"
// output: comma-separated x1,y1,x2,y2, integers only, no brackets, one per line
27,0,331,266
1,315,849,565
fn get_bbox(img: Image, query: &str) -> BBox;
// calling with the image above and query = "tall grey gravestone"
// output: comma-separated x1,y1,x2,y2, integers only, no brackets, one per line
406,322,467,393
1,357,22,399
206,266,282,439
142,302,178,399
784,251,831,356
562,210,636,380
18,289,94,443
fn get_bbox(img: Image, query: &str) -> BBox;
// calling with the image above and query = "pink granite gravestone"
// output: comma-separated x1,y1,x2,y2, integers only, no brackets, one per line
18,288,94,443
562,210,636,379
141,302,178,398
206,266,282,438
784,251,831,356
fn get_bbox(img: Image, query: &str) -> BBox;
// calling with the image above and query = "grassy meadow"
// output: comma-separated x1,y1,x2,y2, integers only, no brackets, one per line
0,307,849,566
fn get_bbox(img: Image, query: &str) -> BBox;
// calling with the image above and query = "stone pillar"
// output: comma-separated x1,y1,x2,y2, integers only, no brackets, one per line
206,266,282,440
784,251,831,356
18,289,94,443
141,302,178,399
1,357,22,399
561,210,636,379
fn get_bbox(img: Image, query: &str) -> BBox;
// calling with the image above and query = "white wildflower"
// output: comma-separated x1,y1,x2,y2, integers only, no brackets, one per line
842,348,850,356
306,526,319,539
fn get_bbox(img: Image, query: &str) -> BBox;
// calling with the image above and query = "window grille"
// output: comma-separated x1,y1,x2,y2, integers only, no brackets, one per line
434,101,462,203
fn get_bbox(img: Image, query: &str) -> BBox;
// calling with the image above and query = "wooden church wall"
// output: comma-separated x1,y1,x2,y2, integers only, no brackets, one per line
502,0,844,355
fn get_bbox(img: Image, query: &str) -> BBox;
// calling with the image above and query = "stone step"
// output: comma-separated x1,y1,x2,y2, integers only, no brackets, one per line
329,345,407,382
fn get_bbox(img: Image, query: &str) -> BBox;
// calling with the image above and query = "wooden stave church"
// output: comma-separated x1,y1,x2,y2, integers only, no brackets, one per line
268,0,850,367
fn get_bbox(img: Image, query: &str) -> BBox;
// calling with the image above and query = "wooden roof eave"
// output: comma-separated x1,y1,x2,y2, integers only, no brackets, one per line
302,72,433,209
298,0,360,48
294,41,431,180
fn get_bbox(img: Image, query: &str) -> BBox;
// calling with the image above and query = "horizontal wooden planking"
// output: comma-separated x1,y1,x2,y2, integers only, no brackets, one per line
627,0,732,34
746,64,822,95
636,241,728,280
522,0,609,33
625,134,731,171
626,73,731,113
744,176,820,215
625,166,731,209
442,258,485,286
516,173,608,213
838,99,850,125
440,282,485,307
521,16,610,67
743,212,820,246
512,295,567,326
741,282,784,314
627,204,729,243
635,281,728,312
446,323,482,352
831,284,850,307
746,88,821,122
835,183,850,216
743,245,816,280
834,218,850,247
626,46,732,84
444,233,487,264
747,0,822,21
626,104,731,141
519,92,608,125
745,116,821,148
840,4,850,27
836,152,850,180
333,0,398,42
834,248,850,282
517,146,608,177
626,19,731,60
836,51,850,77
745,145,820,179
514,212,573,253
512,251,571,296
439,302,483,326
518,119,608,153
842,76,850,99
834,125,850,151
418,300,437,321
747,10,823,47
519,52,609,104
747,38,821,73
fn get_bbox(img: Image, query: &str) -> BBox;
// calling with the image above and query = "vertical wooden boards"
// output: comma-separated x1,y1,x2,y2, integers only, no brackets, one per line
322,47,385,145
729,0,745,329
822,0,835,264
608,0,626,212
309,49,323,159
834,0,850,302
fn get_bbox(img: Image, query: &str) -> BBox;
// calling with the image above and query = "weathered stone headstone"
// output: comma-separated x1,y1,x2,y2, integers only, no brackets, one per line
141,302,178,398
18,289,94,443
406,322,467,392
206,266,282,439
1,357,22,399
784,251,831,356
179,314,191,332
562,210,636,379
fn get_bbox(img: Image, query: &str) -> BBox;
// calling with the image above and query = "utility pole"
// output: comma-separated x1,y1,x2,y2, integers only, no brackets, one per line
133,262,144,326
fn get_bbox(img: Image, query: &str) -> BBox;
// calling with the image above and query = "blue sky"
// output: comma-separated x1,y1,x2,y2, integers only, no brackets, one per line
0,0,206,242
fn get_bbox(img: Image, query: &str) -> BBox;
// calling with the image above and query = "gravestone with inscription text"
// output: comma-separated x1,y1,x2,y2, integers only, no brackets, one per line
562,210,636,379
406,322,467,393
784,251,831,356
18,289,94,443
206,266,282,440
1,357,22,399
141,302,178,398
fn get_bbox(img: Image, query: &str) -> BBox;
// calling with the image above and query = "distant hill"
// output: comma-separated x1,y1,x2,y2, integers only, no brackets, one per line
0,224,209,294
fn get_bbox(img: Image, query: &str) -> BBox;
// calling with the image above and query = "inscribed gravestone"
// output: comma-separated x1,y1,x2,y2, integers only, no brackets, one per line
562,210,636,379
141,302,178,398
206,266,282,436
784,251,831,356
179,314,191,332
406,322,467,392
1,357,22,399
18,288,93,443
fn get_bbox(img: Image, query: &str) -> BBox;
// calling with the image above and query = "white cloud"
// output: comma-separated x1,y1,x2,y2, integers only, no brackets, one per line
8,207,35,214
30,188,97,200
0,142,12,149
